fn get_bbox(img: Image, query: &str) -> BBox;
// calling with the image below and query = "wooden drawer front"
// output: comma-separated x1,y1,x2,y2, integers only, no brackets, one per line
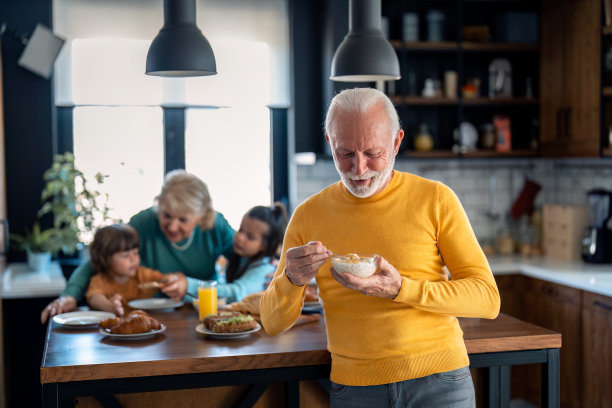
522,277,582,408
582,291,612,408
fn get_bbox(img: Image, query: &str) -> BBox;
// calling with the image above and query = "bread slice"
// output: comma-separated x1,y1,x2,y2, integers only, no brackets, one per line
203,311,258,333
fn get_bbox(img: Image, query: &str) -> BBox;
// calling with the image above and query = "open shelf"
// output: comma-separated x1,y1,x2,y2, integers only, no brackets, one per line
461,42,539,52
462,97,539,106
390,40,458,51
391,96,538,106
390,40,538,52
401,149,538,159
391,96,458,105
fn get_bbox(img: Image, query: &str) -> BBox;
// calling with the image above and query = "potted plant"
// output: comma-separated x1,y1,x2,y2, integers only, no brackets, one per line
37,152,111,257
10,222,62,271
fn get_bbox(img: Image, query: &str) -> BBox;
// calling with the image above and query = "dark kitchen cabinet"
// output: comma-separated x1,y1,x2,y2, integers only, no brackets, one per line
581,291,612,408
540,0,602,157
496,274,524,318
495,275,583,408
522,278,582,408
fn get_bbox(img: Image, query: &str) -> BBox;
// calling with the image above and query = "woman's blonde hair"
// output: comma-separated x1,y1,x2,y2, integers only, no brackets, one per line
155,170,216,230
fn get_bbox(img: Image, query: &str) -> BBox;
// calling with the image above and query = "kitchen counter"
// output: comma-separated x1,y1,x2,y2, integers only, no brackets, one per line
1,262,66,299
488,255,612,297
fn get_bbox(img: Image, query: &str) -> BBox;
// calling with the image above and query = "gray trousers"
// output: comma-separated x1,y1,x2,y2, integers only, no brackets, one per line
330,366,475,408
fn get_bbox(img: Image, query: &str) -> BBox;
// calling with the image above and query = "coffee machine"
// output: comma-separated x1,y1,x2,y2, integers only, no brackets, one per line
581,189,612,263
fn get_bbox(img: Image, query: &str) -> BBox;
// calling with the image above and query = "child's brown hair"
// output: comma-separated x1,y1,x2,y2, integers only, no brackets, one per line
89,225,139,276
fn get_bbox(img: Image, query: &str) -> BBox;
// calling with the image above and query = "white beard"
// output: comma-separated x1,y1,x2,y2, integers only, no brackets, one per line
335,152,396,198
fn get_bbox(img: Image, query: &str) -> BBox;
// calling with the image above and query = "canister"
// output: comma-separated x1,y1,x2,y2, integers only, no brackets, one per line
403,13,419,42
426,10,445,42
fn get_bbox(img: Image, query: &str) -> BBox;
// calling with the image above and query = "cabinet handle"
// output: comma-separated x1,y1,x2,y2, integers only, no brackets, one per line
565,108,571,140
594,300,612,311
556,108,571,140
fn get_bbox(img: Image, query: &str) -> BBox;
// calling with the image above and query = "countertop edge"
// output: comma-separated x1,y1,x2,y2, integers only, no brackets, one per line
489,256,612,297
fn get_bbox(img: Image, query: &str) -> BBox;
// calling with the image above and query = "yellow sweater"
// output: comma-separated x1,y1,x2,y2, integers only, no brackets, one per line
261,171,500,386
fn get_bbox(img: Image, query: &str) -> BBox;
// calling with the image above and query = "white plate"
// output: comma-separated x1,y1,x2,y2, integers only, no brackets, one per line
195,322,261,339
99,324,166,340
53,311,116,328
128,298,183,311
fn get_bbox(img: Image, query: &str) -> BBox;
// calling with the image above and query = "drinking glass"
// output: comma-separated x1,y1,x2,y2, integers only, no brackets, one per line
198,281,218,320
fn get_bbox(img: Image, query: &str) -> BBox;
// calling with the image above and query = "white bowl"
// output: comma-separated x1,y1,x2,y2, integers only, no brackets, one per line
331,253,379,278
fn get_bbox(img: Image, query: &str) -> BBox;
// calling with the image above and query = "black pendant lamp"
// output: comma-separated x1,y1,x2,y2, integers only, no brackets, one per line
330,0,400,82
146,0,217,77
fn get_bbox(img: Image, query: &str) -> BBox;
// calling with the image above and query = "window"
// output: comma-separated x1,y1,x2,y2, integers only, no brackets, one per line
185,107,271,228
53,0,289,229
73,106,164,224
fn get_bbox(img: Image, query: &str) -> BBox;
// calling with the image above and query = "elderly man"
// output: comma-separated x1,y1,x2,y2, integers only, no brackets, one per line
261,88,500,407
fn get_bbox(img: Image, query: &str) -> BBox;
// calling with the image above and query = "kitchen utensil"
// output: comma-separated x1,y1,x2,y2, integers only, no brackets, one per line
488,58,512,97
486,173,500,220
581,189,612,263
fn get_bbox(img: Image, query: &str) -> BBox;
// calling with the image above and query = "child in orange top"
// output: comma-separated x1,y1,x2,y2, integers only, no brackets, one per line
86,225,184,315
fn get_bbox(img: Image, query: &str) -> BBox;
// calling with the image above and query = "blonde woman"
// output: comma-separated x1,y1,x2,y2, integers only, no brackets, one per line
41,170,235,323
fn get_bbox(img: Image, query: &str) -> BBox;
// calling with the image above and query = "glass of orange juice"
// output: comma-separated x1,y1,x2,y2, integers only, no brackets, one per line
198,280,218,320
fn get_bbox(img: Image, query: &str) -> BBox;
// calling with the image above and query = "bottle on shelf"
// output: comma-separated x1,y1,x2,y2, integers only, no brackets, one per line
414,123,434,152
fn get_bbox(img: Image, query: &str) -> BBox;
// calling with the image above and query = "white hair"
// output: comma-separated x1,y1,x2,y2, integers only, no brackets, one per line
324,87,401,142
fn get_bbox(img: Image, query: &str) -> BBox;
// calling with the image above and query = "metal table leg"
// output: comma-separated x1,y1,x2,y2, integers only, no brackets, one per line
542,348,560,408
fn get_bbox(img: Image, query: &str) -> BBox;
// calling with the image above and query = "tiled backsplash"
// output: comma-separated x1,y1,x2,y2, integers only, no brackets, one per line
296,158,612,241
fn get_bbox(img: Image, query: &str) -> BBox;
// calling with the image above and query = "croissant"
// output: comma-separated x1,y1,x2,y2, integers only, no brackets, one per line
98,317,120,330
99,310,161,334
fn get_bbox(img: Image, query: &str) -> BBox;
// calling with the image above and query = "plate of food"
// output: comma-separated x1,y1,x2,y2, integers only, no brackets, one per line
128,298,183,311
196,311,261,339
98,310,165,340
99,324,166,340
53,311,116,328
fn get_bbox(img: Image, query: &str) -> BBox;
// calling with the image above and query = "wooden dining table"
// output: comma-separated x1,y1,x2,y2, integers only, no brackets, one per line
41,307,561,408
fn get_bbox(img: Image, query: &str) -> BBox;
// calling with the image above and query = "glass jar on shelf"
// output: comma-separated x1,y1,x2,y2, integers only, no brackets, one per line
414,123,434,151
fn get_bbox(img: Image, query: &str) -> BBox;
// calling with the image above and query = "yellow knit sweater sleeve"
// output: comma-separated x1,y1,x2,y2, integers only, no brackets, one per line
260,209,313,336
394,182,500,318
